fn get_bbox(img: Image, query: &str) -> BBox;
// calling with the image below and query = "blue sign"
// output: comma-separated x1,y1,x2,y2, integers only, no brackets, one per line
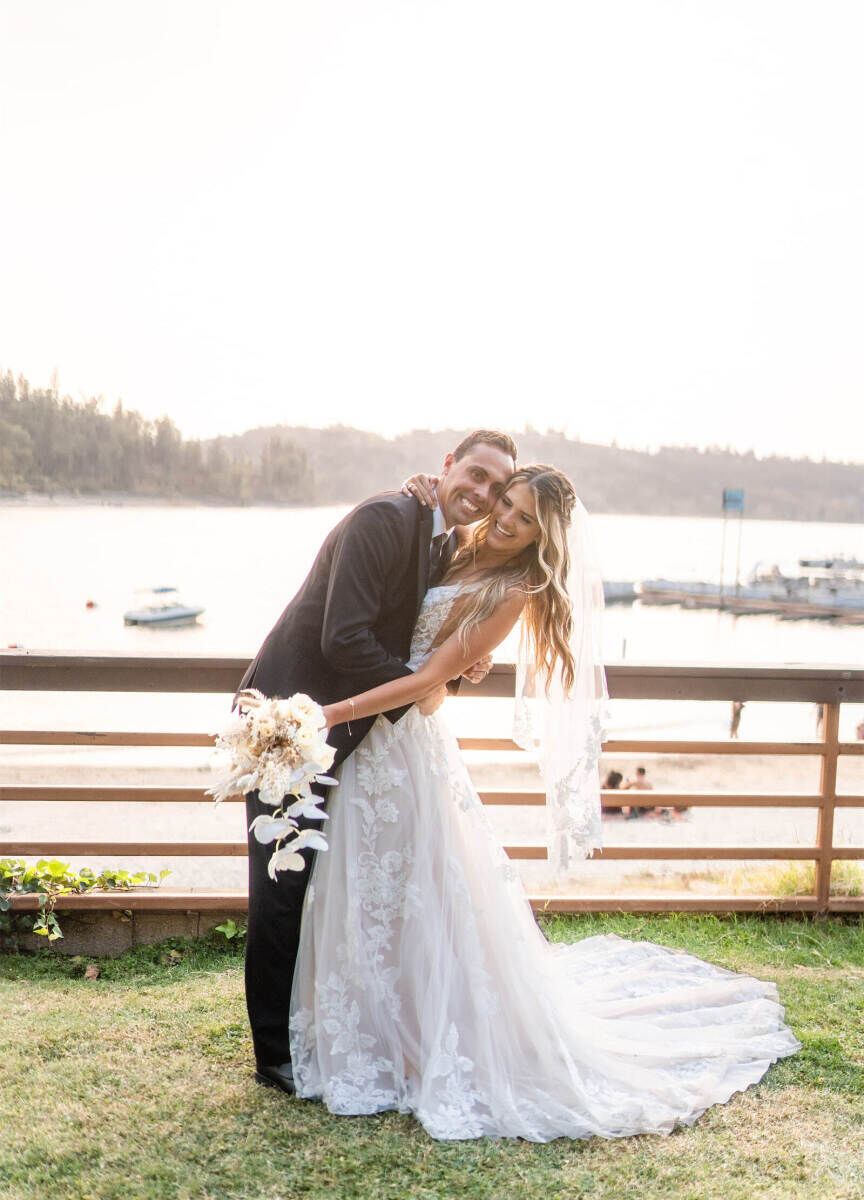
723,488,745,512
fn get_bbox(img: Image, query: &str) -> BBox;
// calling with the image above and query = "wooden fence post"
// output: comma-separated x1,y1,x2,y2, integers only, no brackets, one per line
815,702,841,913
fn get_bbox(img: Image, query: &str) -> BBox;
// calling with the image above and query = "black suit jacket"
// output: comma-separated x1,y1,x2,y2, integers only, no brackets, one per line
238,491,435,770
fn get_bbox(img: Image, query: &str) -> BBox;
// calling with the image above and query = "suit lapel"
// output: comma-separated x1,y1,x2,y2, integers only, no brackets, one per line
415,503,434,618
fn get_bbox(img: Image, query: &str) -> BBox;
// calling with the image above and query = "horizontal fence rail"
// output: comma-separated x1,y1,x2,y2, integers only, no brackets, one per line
2,651,863,701
2,651,864,917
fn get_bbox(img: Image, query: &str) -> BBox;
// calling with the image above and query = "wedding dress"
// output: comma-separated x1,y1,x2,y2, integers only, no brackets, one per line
289,583,800,1141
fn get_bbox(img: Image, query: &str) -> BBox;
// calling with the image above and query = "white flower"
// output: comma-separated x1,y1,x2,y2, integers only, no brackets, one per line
306,741,336,772
284,795,330,821
291,828,329,853
213,713,245,740
294,728,321,760
249,815,298,844
254,716,277,744
284,693,325,728
267,845,306,877
258,778,289,807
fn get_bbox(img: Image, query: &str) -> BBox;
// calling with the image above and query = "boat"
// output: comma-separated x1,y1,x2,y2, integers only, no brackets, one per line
799,555,864,572
637,566,864,621
603,581,637,603
123,587,205,627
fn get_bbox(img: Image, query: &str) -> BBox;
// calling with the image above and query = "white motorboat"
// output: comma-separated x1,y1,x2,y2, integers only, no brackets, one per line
123,587,205,627
603,580,637,603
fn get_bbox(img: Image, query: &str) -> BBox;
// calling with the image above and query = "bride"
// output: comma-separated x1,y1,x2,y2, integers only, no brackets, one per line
288,464,800,1142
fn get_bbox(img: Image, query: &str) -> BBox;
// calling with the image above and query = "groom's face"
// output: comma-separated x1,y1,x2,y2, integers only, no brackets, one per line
437,444,515,527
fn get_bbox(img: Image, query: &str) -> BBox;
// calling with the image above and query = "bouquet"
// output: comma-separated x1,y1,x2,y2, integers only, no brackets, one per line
208,689,336,878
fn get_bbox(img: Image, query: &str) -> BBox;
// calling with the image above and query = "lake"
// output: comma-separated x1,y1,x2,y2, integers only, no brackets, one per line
2,500,862,892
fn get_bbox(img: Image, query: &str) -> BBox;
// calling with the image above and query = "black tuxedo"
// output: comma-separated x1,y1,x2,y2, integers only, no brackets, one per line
238,491,437,1067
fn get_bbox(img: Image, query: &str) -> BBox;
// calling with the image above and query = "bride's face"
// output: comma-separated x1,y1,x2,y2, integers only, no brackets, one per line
485,481,539,555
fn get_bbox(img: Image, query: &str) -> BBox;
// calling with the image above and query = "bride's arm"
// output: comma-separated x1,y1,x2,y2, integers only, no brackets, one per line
322,589,525,728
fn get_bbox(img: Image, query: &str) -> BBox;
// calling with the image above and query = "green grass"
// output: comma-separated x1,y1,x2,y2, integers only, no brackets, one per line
585,860,864,899
2,915,863,1200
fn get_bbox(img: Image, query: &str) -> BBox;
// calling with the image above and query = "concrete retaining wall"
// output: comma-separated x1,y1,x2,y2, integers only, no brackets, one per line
7,908,247,957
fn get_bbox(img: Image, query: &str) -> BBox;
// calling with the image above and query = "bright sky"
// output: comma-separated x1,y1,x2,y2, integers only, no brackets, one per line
1,1,862,460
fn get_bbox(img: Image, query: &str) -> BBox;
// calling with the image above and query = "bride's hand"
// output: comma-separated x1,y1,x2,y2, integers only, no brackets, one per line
401,473,439,508
321,704,337,731
417,683,447,716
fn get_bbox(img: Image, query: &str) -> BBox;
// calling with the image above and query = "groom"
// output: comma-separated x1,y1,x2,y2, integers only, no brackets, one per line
238,429,517,1093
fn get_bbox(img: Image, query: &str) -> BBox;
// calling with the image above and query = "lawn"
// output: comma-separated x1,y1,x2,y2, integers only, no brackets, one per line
1,914,862,1200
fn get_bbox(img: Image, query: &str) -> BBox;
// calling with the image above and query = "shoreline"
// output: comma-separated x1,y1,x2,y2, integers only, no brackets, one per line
0,492,310,510
2,491,864,525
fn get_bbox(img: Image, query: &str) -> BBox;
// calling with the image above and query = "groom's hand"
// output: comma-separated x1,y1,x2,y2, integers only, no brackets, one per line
461,654,493,685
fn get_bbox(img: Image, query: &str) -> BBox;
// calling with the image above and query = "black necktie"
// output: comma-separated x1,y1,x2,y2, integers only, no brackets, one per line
429,532,449,586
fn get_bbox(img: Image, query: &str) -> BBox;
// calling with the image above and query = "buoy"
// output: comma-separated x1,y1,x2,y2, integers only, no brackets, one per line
85,599,97,609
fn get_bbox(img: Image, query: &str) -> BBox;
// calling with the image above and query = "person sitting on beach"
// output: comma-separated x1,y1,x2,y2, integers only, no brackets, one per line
623,765,656,819
603,769,624,814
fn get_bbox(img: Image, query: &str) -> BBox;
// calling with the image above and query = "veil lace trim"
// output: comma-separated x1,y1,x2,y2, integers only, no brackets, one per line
512,497,608,873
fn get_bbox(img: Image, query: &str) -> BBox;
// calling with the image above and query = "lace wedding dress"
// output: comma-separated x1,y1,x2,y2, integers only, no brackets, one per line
289,584,800,1141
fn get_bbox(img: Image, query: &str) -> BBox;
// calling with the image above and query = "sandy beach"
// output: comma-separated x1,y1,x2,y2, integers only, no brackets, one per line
3,740,862,898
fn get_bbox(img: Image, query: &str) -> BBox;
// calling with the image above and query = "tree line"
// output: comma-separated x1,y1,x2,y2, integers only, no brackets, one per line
2,370,863,521
0,373,313,502
214,424,864,523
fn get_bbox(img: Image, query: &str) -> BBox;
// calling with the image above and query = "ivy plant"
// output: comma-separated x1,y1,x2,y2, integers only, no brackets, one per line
213,917,247,943
0,857,171,950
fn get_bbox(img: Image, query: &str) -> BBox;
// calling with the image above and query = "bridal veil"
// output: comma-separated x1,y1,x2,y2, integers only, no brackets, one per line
512,496,608,872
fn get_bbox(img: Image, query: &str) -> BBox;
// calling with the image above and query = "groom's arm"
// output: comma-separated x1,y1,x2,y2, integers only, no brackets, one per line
320,501,415,694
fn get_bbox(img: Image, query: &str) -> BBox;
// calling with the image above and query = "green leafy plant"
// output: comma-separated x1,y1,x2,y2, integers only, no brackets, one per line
213,918,247,943
0,857,171,950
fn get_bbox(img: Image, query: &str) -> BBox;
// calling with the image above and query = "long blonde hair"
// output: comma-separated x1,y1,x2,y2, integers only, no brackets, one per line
443,465,578,692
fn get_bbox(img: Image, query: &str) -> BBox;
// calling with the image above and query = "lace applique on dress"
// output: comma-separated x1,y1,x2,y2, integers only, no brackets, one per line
424,713,453,779
355,713,409,798
355,750,408,800
407,586,459,668
343,746,424,1022
419,1024,485,1141
317,969,400,1114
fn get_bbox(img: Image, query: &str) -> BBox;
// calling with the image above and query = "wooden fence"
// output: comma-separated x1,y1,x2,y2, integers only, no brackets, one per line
2,651,863,917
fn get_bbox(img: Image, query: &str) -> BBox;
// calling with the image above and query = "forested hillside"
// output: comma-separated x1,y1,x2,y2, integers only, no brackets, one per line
212,425,864,523
2,370,862,521
0,373,313,502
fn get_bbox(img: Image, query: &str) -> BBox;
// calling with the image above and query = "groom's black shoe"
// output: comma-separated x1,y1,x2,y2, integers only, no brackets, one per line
254,1061,296,1095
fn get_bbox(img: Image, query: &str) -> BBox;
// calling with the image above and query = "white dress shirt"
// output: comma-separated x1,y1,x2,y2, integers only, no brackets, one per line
430,489,453,544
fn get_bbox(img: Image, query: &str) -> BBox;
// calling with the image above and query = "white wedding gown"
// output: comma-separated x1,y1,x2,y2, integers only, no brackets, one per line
289,584,800,1141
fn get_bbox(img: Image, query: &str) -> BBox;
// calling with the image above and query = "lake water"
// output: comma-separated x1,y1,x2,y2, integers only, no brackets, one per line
3,500,864,659
2,501,863,741
2,501,862,892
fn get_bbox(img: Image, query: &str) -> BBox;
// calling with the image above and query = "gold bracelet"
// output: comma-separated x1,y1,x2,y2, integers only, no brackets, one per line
347,697,356,735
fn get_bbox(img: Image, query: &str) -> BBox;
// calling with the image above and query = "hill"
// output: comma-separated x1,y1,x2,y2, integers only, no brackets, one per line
210,425,864,522
2,369,861,520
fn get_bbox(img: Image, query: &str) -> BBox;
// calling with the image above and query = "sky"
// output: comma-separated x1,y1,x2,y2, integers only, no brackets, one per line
1,1,862,460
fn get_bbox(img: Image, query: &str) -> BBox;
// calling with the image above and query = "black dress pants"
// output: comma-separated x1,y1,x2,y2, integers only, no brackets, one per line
244,786,325,1067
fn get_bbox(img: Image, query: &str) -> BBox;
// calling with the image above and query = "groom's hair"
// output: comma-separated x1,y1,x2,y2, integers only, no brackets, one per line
452,430,518,463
